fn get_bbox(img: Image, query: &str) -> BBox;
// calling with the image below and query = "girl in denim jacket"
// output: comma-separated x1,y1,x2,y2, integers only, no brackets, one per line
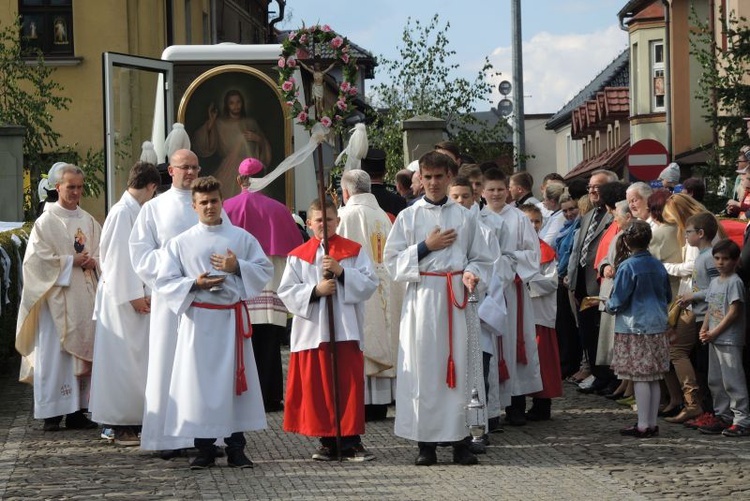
606,220,672,438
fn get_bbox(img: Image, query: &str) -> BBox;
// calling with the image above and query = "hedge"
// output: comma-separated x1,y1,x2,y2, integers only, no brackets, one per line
0,223,31,373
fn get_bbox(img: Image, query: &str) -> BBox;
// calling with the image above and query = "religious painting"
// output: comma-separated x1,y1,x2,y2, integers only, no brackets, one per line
178,65,290,202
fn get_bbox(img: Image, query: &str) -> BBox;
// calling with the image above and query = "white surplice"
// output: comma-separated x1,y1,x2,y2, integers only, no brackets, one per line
337,193,400,405
491,204,543,400
278,243,378,353
156,220,272,439
89,191,149,426
476,209,511,417
15,203,101,418
384,198,494,442
129,186,197,450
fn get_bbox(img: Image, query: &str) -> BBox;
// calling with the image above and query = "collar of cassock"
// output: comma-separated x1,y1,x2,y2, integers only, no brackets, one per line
288,234,361,264
423,195,449,206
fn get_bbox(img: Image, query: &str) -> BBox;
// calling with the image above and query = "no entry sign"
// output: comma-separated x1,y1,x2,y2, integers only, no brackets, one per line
627,139,669,181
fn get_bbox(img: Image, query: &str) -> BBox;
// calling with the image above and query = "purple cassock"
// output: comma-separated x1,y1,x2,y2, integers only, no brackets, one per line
224,190,303,256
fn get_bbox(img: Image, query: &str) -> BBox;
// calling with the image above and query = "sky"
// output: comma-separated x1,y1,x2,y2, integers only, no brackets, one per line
278,0,629,115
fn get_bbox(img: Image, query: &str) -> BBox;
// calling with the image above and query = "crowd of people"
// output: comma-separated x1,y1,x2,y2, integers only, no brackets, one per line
14,133,750,472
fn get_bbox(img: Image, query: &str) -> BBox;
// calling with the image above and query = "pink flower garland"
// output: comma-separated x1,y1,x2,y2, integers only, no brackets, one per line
278,24,359,132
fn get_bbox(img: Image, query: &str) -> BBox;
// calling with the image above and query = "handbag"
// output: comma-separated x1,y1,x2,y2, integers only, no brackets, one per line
667,300,681,328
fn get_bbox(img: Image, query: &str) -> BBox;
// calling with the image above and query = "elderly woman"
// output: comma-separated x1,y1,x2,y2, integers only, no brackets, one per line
626,182,653,222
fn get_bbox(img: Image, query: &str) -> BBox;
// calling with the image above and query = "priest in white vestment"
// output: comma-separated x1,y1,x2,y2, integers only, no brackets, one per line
155,176,272,469
89,162,161,445
481,169,543,426
384,152,494,467
337,169,401,421
129,149,205,453
16,164,100,431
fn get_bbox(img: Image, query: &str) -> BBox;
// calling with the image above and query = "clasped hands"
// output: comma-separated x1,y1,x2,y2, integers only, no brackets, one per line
73,251,97,270
315,256,343,297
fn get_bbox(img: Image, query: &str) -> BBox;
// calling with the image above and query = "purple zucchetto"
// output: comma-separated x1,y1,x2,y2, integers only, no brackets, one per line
238,157,264,177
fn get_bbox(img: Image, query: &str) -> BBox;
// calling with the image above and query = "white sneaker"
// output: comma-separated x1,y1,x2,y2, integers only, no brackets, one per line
578,375,596,389
101,427,114,441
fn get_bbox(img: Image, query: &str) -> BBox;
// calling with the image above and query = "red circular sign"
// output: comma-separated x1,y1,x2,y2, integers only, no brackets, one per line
627,139,669,181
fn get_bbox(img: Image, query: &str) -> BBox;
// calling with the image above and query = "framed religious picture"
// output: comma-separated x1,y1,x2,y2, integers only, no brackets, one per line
178,65,291,202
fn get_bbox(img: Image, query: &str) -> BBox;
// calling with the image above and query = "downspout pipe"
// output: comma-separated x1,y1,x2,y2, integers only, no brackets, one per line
662,0,672,160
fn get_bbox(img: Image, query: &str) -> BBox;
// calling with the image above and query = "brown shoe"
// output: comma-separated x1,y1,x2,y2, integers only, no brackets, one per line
664,407,703,424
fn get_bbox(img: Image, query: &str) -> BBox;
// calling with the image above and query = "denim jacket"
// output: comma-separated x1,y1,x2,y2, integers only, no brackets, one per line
605,250,671,334
554,217,579,277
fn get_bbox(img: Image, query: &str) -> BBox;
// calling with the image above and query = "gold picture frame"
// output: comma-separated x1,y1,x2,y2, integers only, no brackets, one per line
178,64,293,206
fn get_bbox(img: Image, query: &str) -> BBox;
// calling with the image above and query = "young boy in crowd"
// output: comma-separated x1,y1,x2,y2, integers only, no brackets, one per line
519,204,562,420
481,168,542,426
448,176,475,211
278,198,378,461
697,239,750,436
670,212,720,425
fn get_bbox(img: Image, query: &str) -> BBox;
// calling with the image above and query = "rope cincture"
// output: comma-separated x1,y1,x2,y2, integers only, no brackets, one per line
420,271,468,388
191,301,253,395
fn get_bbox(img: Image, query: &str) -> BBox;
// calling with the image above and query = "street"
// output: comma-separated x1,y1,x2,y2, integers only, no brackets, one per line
1,353,749,500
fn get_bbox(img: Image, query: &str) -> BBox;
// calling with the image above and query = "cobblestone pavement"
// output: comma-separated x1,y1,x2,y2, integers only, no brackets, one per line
2,353,750,500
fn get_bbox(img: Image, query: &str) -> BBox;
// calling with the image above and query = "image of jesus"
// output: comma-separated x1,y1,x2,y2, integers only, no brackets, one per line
193,89,272,194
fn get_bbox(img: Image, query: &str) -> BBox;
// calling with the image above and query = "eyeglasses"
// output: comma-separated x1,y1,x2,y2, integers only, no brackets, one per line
172,164,201,172
586,185,600,192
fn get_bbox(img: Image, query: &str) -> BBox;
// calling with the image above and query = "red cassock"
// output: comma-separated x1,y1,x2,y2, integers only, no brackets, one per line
532,240,563,399
282,235,367,437
283,341,364,437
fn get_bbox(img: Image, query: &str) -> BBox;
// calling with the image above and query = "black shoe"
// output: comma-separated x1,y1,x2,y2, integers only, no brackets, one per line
504,412,527,426
526,408,551,421
415,445,437,466
189,454,216,470
452,444,479,465
312,445,336,461
604,391,626,400
468,440,486,455
340,443,375,462
227,449,254,468
365,404,389,422
65,410,97,430
487,417,504,433
43,416,63,432
658,405,683,418
160,449,185,460
596,382,621,396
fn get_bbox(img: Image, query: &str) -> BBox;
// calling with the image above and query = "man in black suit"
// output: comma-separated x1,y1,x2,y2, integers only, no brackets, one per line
567,169,619,393
360,148,407,219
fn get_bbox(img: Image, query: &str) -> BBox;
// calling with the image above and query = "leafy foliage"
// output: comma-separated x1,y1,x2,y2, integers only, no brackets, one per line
367,14,512,177
689,7,750,187
0,19,71,218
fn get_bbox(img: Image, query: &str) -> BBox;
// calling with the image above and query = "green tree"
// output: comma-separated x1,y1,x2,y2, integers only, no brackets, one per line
690,7,750,188
0,20,71,218
368,14,511,177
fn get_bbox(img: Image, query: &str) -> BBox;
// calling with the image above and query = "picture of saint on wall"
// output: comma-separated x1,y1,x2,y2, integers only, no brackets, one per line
179,65,289,200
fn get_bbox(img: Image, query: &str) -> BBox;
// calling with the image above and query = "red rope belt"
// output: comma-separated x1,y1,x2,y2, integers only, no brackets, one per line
514,275,528,365
420,271,467,388
191,301,253,395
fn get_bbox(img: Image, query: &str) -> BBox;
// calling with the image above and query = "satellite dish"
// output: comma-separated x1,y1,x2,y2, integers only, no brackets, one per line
498,98,513,117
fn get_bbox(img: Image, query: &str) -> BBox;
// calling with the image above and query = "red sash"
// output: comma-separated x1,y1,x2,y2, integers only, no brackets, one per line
288,234,361,264
514,275,528,365
419,271,467,388
191,301,253,396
